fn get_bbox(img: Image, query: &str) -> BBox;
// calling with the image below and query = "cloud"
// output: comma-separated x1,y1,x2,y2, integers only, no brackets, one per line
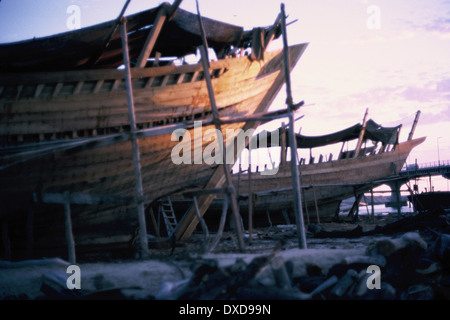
355,30,416,44
401,86,437,102
436,77,450,92
400,76,450,102
418,105,450,124
300,74,450,129
423,17,450,39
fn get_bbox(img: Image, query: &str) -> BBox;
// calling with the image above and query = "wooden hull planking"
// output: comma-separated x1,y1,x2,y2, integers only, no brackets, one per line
0,44,308,260
232,137,426,220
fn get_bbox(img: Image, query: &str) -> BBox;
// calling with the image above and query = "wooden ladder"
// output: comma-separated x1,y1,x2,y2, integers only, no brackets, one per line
158,196,178,237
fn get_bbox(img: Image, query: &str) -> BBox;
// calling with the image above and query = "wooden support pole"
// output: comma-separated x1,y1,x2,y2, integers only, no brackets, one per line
208,195,229,253
63,194,76,265
281,3,307,249
198,44,245,251
354,108,369,158
193,196,210,252
196,1,245,252
280,124,287,165
303,188,310,225
248,147,253,244
408,110,421,141
266,209,273,228
89,0,132,67
310,176,320,224
171,9,307,244
120,19,149,259
371,187,375,222
396,180,402,216
148,207,161,239
281,209,291,225
348,192,363,220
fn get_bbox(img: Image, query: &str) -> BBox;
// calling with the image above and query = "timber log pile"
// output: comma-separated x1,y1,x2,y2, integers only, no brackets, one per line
155,230,450,300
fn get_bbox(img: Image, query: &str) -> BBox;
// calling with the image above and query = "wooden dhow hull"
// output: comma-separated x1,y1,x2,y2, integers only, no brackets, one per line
0,43,308,260
232,137,426,223
408,191,450,213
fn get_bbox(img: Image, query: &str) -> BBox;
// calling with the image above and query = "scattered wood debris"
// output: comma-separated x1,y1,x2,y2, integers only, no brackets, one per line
1,211,449,300
155,229,450,300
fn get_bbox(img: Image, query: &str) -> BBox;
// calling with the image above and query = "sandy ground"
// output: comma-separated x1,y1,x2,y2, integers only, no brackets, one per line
0,215,406,300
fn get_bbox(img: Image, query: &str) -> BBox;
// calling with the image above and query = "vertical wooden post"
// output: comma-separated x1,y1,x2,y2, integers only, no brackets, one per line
281,3,307,249
196,1,245,252
280,124,286,165
310,176,320,224
371,187,375,222
148,207,161,239
396,180,402,216
193,196,210,252
63,194,76,264
266,209,273,228
354,108,369,158
120,19,149,259
248,147,253,244
198,44,245,252
208,195,229,253
303,188,310,225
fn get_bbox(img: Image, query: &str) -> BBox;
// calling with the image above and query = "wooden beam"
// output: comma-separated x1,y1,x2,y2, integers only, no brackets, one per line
33,192,146,206
135,6,167,68
281,3,307,249
264,12,283,47
194,0,246,251
93,80,104,93
192,196,209,252
310,176,320,224
148,207,161,239
63,195,76,265
73,81,84,95
52,83,63,97
196,42,245,251
88,0,132,68
135,1,182,68
408,110,421,141
120,19,149,259
354,108,369,158
173,42,307,243
280,124,286,164
34,84,44,98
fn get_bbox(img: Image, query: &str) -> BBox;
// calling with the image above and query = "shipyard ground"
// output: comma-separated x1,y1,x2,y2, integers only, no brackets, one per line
4,212,447,300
